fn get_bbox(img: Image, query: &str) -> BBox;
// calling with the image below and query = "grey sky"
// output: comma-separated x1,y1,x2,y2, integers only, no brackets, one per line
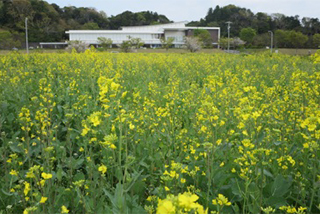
46,0,320,22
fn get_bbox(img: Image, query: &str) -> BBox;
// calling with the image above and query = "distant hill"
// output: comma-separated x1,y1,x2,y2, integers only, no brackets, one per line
0,0,171,45
0,1,320,49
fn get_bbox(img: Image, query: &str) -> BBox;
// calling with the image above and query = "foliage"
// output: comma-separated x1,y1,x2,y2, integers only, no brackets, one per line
218,37,234,49
275,29,291,48
1,51,320,214
97,37,113,50
313,34,320,48
194,29,213,48
119,40,132,53
128,37,144,49
66,40,88,53
0,0,171,43
109,11,170,29
239,27,256,45
82,22,100,30
119,37,144,52
184,36,201,52
288,31,308,50
252,33,270,48
187,4,320,49
160,37,174,50
0,30,21,49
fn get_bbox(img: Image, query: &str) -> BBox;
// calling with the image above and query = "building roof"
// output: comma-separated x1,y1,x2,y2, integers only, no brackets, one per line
66,30,163,34
120,21,188,29
65,22,220,35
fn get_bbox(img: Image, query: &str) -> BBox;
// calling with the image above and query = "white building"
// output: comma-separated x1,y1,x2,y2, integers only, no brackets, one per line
66,21,220,47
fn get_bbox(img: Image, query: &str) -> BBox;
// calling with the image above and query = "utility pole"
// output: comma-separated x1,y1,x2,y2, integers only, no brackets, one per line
25,18,29,54
268,31,273,54
226,21,232,52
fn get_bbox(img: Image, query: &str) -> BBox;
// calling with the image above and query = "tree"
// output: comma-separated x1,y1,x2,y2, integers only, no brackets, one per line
82,22,100,30
184,37,201,52
275,30,290,48
232,37,245,49
98,37,113,50
0,30,21,49
252,33,270,48
128,37,144,49
194,29,213,48
160,37,174,50
218,37,233,49
119,40,132,53
239,27,256,45
288,31,308,53
313,34,320,48
66,40,88,53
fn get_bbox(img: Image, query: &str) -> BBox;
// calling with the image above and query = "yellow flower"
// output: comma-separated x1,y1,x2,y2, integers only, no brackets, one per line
156,199,175,214
41,172,52,180
98,165,107,175
110,82,120,91
9,169,18,176
212,194,231,206
39,197,47,204
110,144,117,149
178,192,199,210
39,180,46,187
79,147,84,152
24,182,30,196
81,124,90,136
129,123,135,130
61,205,69,213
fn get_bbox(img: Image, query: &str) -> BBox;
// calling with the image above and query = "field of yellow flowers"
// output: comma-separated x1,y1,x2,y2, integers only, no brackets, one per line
0,50,320,214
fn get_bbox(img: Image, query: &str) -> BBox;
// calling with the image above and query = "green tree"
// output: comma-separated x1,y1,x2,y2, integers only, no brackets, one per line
313,34,320,48
218,37,234,49
0,30,21,49
288,31,308,53
239,27,256,45
128,37,144,49
82,22,100,30
275,30,290,48
119,40,132,53
252,33,270,48
160,37,174,51
194,29,213,48
98,37,113,50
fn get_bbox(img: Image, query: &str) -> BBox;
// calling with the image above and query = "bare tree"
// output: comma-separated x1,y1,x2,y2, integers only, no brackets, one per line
66,40,88,53
184,37,201,52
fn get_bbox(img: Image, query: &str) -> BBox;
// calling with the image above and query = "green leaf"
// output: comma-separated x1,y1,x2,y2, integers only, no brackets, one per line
266,196,286,208
271,174,292,197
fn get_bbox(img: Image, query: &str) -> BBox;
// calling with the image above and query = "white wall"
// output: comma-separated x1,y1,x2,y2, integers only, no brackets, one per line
165,30,185,43
69,32,162,44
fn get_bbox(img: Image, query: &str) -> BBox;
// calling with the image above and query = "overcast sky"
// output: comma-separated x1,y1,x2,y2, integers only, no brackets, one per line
46,0,320,22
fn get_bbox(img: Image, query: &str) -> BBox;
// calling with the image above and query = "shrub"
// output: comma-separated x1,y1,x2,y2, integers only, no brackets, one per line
66,40,88,53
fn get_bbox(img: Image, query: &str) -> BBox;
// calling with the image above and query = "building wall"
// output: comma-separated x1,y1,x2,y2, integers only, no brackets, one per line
69,32,162,45
208,29,219,43
165,30,185,43
67,22,220,47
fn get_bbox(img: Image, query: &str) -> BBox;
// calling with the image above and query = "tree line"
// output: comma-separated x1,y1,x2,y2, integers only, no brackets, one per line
188,5,320,49
0,1,320,49
0,0,170,49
